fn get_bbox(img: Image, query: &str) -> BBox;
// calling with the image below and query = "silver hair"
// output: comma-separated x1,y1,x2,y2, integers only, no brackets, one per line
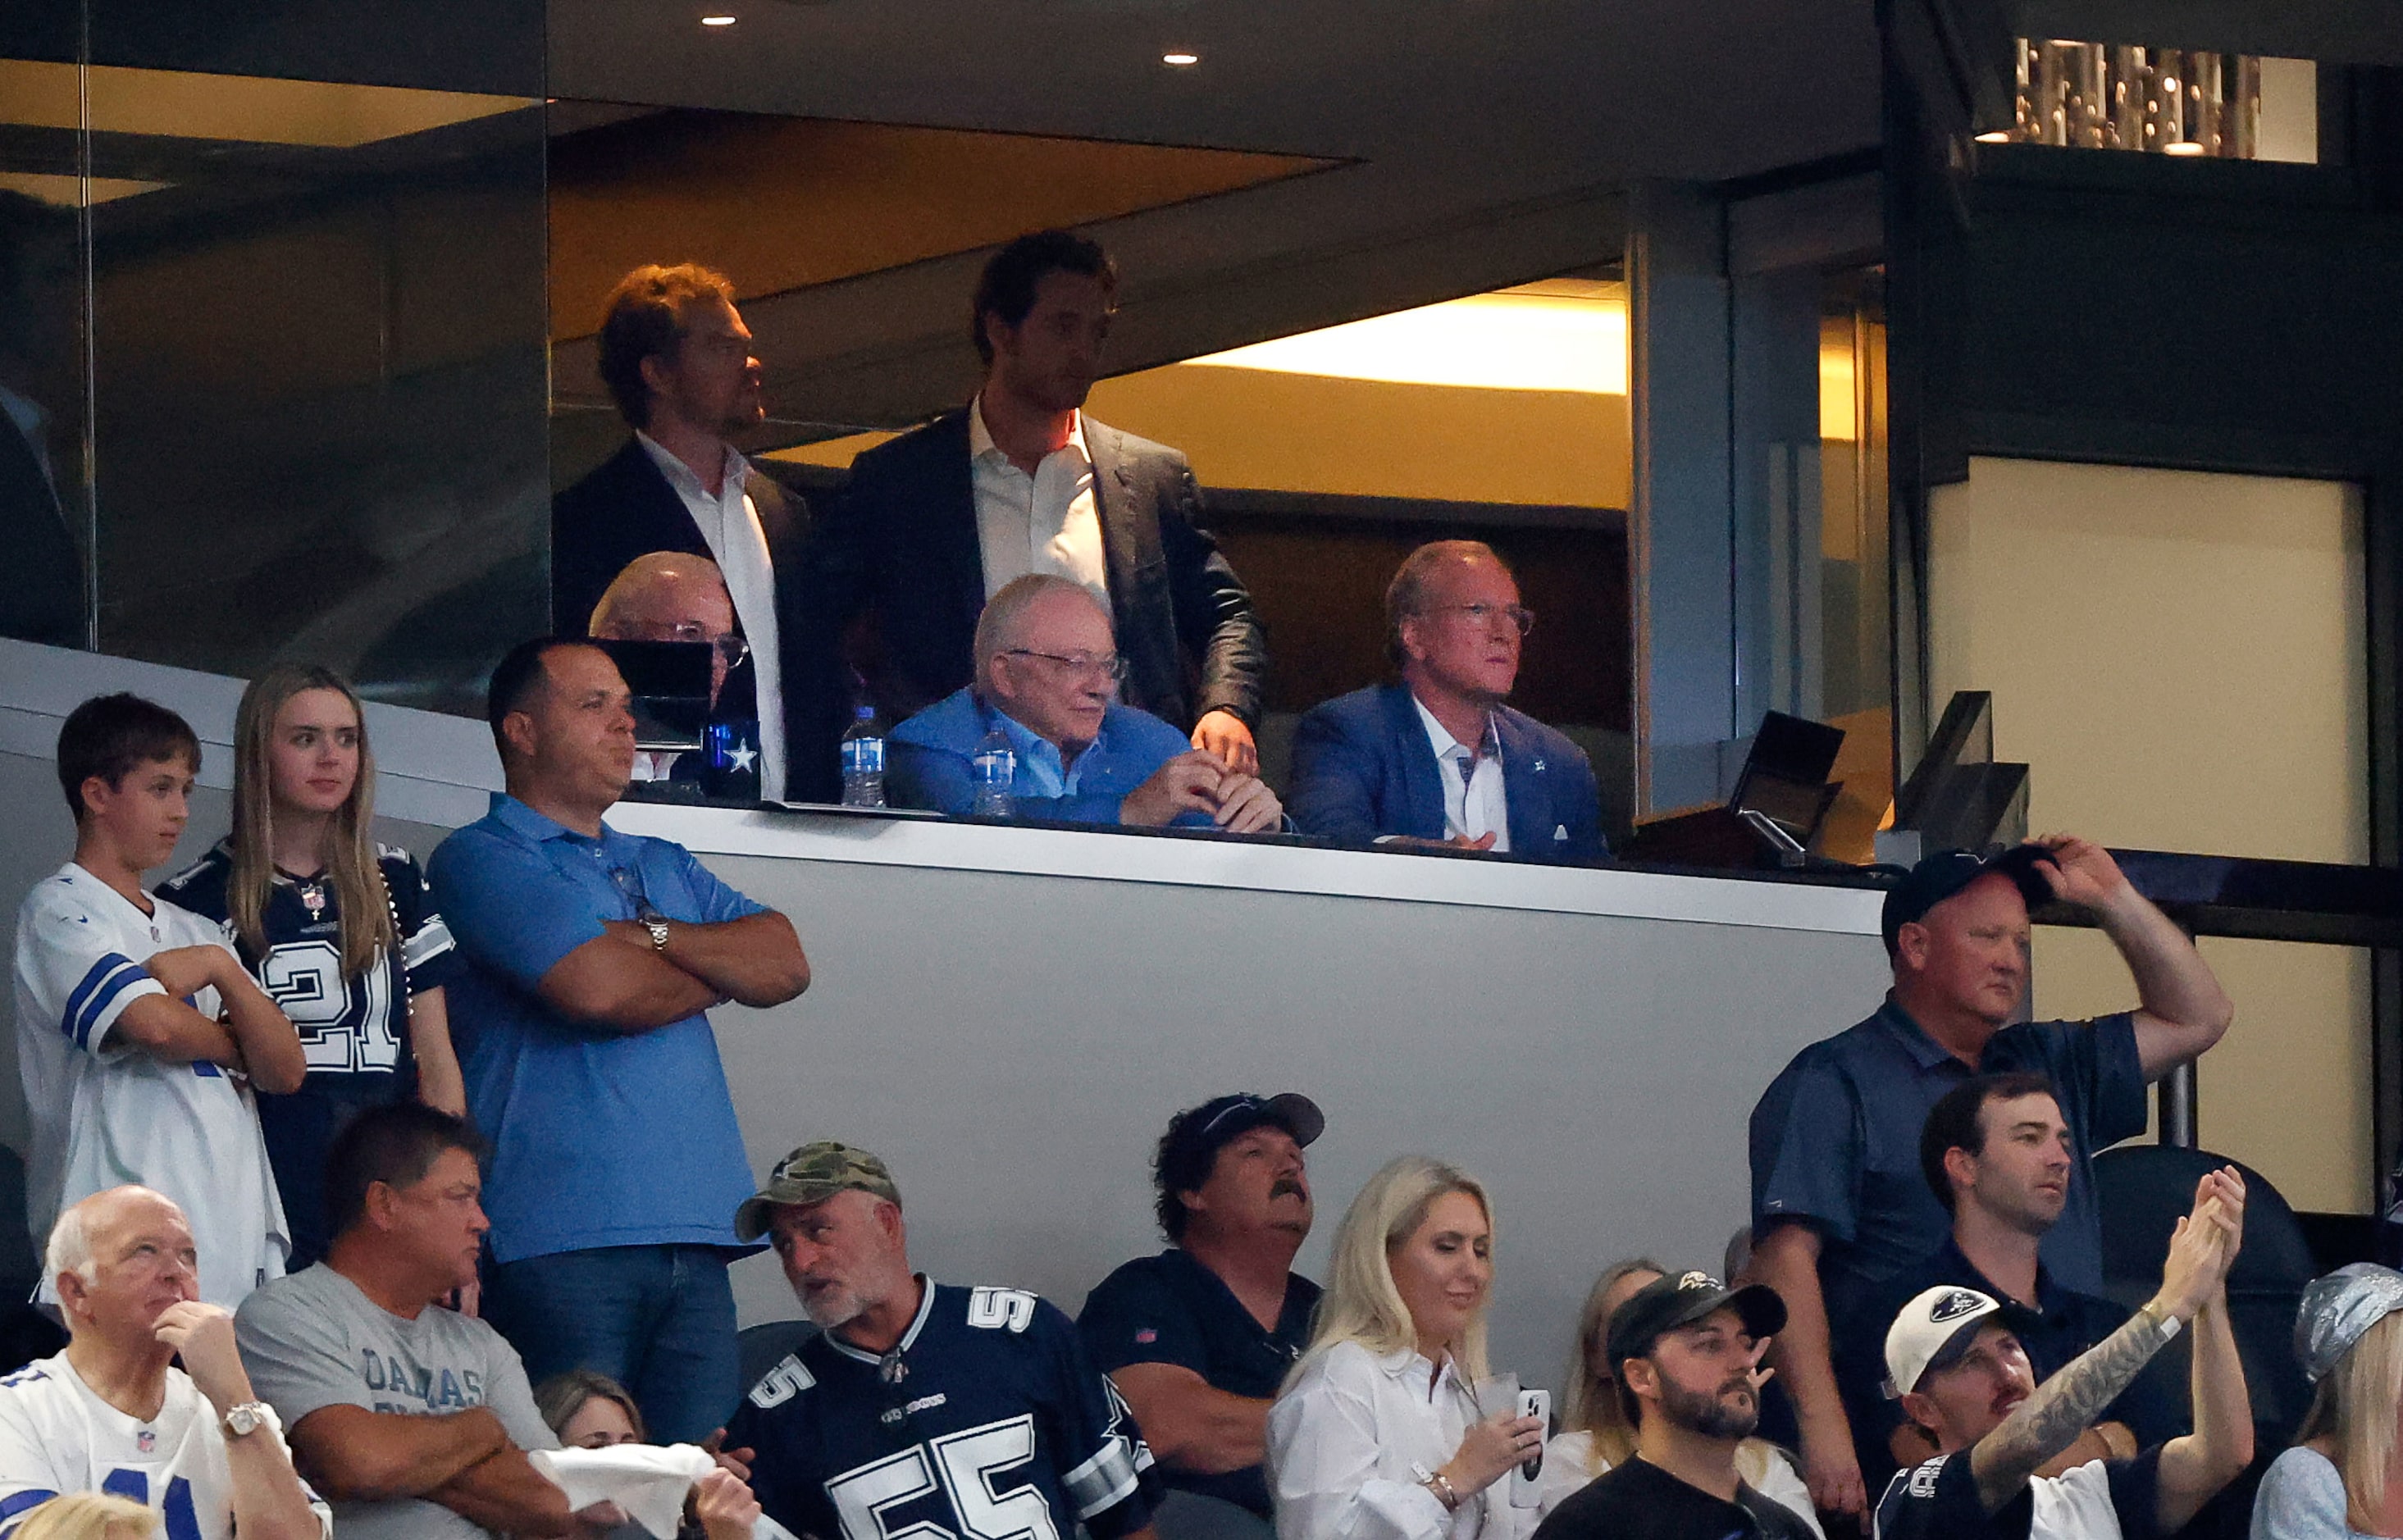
972,573,1110,677
46,1187,177,1291
1384,540,1507,662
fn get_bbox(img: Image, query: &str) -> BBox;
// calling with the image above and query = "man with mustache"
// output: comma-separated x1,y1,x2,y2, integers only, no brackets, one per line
1531,1271,1811,1540
1746,840,2232,1524
1874,1169,2252,1540
1079,1094,1325,1524
1836,1076,2186,1506
722,1142,1160,1540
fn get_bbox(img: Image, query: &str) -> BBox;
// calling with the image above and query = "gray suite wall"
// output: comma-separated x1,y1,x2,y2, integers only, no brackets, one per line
696,849,1890,1389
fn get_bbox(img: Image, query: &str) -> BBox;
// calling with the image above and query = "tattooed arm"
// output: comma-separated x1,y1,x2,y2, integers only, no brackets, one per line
1968,1169,2245,1514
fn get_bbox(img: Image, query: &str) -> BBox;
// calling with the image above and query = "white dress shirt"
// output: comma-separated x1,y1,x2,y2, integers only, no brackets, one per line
1266,1341,1530,1540
1532,1429,1824,1537
968,394,1110,608
1411,695,1509,852
635,432,786,799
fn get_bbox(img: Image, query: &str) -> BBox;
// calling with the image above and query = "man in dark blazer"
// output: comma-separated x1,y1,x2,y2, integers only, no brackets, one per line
552,262,808,797
0,191,86,650
1288,540,1606,863
787,230,1265,803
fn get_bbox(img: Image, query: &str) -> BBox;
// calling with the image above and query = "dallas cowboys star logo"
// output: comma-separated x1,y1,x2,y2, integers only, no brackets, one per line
729,745,758,773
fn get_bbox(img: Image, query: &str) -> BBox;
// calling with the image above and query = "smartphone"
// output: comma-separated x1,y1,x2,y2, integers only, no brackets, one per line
1508,1387,1550,1507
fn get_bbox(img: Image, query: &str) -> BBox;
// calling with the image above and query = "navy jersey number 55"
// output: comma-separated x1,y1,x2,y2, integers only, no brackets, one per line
725,1283,1157,1540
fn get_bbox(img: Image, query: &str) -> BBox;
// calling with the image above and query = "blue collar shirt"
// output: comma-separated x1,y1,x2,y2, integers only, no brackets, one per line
426,793,769,1264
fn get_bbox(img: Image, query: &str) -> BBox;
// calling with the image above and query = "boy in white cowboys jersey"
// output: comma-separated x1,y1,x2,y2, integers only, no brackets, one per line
722,1143,1161,1540
0,1187,326,1539
1873,1169,2252,1540
13,695,305,1309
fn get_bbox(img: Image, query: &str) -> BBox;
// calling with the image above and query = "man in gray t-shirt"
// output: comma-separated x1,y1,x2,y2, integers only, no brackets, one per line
234,1105,595,1538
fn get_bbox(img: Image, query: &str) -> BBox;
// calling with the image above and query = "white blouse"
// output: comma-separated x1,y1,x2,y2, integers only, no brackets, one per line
1531,1428,1826,1538
1266,1342,1531,1540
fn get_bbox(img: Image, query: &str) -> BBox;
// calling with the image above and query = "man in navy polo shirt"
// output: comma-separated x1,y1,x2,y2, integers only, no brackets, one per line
428,637,810,1444
1746,837,2231,1525
1079,1093,1325,1523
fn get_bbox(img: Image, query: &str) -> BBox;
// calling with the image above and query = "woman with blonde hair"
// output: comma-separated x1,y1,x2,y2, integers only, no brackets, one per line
159,663,466,1270
1266,1156,1544,1540
11,1492,157,1540
536,1368,650,1449
1534,1260,1821,1534
2255,1264,2403,1537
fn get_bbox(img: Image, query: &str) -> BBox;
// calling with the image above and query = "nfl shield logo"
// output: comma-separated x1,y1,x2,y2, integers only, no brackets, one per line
137,1429,156,1452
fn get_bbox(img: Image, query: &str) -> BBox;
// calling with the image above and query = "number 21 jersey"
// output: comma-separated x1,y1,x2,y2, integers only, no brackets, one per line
726,1282,1157,1540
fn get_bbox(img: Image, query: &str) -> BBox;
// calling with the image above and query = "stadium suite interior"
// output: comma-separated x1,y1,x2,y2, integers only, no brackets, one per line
4,0,2403,1382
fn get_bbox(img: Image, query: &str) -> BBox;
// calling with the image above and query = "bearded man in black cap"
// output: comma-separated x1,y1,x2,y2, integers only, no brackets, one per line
1078,1093,1325,1524
1744,836,2233,1524
1533,1269,1808,1540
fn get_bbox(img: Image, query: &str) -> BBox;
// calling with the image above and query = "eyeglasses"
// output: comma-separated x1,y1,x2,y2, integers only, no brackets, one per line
1421,603,1534,637
1005,649,1129,681
659,622,750,672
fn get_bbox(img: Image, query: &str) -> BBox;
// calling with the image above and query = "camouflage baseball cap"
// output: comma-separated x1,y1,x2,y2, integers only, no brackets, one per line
735,1141,901,1242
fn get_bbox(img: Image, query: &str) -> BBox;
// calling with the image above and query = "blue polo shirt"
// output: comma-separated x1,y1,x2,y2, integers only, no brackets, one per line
427,793,767,1264
1749,997,2147,1310
887,687,1207,827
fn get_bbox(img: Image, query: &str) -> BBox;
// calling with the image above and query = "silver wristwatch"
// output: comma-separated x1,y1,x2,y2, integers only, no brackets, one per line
222,1401,275,1439
644,917,671,952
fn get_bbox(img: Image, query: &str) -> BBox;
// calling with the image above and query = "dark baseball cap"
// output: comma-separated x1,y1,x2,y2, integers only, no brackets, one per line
1158,1093,1325,1191
1604,1270,1787,1371
735,1141,902,1243
1881,845,2057,954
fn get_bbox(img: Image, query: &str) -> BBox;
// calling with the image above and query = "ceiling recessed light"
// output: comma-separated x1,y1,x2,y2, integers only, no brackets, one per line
2164,140,2205,156
1161,51,1200,66
701,14,737,25
1974,130,2011,144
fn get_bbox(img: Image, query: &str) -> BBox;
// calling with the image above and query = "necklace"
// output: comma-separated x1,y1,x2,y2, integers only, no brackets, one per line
279,866,329,922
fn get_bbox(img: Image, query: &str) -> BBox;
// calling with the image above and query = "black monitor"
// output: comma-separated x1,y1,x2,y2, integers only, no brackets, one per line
590,639,711,753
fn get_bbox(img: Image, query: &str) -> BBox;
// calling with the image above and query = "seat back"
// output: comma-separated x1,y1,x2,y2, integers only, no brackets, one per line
2093,1145,2317,1445
1149,1491,1275,1540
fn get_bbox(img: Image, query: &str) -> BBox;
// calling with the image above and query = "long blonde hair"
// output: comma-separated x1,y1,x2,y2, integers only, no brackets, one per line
229,664,394,977
1559,1257,1665,1471
12,1494,158,1540
1294,1155,1495,1387
2298,1309,2403,1529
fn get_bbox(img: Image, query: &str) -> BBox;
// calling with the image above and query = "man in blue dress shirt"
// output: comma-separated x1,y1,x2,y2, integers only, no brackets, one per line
427,637,810,1443
888,573,1283,833
1286,540,1604,863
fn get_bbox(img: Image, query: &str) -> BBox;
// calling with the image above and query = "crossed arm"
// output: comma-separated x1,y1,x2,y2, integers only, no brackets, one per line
112,945,306,1094
290,1406,579,1537
539,911,809,1033
1108,1364,1272,1476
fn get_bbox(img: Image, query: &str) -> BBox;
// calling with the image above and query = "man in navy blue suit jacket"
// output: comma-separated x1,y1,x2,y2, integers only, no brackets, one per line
1288,540,1606,863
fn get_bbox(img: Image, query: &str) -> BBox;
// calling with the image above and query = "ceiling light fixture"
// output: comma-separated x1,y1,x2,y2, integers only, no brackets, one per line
2164,139,2205,155
1161,51,1200,66
701,14,737,25
1974,130,2011,143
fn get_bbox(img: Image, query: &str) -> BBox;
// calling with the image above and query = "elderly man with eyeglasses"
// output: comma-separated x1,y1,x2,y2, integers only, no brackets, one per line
887,573,1284,832
1288,540,1606,863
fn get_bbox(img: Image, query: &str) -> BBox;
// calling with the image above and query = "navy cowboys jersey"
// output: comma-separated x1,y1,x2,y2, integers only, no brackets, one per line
158,841,463,1268
726,1282,1157,1540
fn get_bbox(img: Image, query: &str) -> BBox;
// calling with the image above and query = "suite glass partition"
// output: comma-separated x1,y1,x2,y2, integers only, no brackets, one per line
0,0,549,717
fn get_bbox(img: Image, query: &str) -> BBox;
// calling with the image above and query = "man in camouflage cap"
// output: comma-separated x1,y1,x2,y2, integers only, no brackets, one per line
723,1141,1160,1540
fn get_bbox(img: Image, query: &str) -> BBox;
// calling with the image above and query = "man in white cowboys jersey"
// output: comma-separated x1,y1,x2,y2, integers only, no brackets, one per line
1873,1169,2253,1540
721,1142,1160,1540
13,695,305,1308
0,1187,326,1539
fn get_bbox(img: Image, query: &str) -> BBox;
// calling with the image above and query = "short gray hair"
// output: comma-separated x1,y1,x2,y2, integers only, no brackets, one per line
44,1203,96,1288
1384,540,1507,662
972,574,1110,676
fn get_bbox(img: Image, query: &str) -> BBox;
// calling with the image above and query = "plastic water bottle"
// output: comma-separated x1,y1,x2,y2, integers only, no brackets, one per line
971,728,1016,819
839,706,886,808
